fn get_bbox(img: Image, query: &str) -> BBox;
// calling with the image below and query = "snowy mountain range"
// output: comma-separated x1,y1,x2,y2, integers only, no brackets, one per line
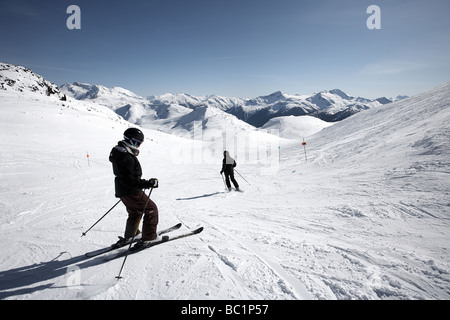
0,62,408,139
145,88,408,125
1,61,449,300
60,81,404,131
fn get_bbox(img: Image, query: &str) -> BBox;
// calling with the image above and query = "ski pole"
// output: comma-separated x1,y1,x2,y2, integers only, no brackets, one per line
221,173,228,191
81,199,122,237
116,187,154,279
235,169,250,186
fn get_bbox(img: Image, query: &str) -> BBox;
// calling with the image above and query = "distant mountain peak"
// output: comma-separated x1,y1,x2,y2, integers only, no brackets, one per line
376,97,393,105
264,90,285,98
256,91,288,105
395,95,409,101
0,62,65,100
329,89,352,100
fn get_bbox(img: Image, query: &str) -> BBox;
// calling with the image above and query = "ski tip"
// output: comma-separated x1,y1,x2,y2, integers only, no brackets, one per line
176,223,182,228
194,227,204,234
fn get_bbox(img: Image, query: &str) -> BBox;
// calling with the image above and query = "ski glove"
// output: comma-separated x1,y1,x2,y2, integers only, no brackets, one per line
143,178,159,189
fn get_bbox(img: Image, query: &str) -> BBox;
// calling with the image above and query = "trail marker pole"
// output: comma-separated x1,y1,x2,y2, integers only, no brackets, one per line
278,146,281,163
302,139,307,162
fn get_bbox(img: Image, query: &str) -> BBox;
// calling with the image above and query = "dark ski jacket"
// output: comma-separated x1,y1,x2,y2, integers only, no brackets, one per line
109,141,147,198
221,155,237,174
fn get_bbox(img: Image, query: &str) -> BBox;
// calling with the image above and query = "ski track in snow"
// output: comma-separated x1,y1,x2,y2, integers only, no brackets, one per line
1,82,450,300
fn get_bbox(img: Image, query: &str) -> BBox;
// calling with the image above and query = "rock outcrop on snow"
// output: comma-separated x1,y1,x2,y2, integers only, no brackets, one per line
0,63,66,100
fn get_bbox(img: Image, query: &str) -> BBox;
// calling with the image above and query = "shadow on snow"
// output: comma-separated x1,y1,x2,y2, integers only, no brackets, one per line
0,251,111,299
175,191,225,201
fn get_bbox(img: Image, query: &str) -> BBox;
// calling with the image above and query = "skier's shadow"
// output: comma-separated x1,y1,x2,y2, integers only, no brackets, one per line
176,191,224,201
0,251,109,299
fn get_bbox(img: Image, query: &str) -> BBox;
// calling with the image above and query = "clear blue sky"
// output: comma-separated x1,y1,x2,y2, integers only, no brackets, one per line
1,0,449,98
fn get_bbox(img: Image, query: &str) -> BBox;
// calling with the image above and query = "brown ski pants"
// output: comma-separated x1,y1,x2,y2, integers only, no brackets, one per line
121,191,158,241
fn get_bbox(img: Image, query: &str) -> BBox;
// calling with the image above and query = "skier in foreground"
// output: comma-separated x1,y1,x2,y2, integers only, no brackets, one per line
109,128,159,250
220,150,240,191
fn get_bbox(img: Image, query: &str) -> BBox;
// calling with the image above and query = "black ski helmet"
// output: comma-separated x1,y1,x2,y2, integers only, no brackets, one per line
124,128,144,147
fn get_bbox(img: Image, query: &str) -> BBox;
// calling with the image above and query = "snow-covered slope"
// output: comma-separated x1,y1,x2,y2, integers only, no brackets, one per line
1,64,449,300
261,115,334,139
60,82,152,124
271,82,450,299
60,82,142,103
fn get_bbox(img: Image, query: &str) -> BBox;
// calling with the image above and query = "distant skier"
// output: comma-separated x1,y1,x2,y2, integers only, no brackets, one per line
220,150,240,191
109,128,159,250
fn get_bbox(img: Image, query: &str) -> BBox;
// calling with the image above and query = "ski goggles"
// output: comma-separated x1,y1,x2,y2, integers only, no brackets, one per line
124,135,143,148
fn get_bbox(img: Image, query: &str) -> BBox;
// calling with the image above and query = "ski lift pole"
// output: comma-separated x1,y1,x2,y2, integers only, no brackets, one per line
116,187,154,280
235,169,250,186
81,199,122,237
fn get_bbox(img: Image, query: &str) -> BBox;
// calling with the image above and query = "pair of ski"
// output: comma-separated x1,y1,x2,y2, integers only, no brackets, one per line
85,223,203,259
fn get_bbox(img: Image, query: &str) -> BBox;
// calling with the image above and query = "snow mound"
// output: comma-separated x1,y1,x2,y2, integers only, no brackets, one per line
261,115,334,139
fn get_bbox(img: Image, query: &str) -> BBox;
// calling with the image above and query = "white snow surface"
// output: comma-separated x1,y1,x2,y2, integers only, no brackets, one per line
261,115,334,139
0,66,449,300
